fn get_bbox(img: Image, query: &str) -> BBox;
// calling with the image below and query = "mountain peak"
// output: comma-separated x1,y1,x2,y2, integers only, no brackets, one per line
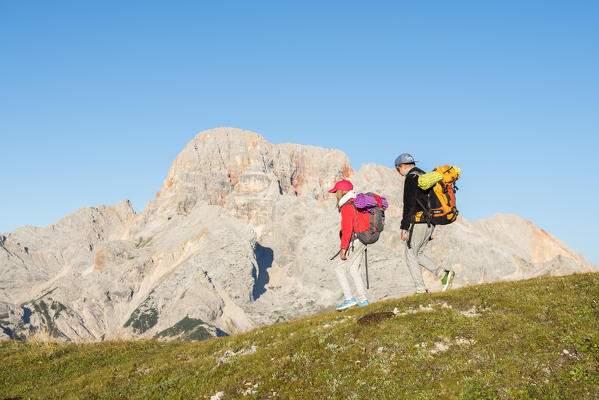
148,128,352,223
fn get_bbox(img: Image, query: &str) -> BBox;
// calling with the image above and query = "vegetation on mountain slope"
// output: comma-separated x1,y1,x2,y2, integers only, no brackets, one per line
1,273,598,399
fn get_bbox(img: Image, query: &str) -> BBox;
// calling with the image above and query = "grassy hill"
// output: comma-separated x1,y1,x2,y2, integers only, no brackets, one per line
1,273,598,400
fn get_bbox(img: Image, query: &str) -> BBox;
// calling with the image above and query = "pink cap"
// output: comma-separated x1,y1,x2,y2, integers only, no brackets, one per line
328,180,353,193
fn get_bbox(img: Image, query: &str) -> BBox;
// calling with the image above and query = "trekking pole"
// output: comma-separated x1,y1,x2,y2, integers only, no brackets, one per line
364,247,369,289
330,250,341,260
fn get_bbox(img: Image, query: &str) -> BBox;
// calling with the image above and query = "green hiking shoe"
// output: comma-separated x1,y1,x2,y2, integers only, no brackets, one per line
441,270,455,292
414,289,429,295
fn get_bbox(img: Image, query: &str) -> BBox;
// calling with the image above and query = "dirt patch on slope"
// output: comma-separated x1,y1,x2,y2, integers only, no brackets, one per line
357,312,394,325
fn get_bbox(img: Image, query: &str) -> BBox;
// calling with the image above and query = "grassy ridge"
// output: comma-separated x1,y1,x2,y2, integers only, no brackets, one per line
1,273,598,399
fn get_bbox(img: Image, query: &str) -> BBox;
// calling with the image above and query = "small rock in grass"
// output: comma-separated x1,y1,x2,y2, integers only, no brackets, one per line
455,337,476,346
429,342,450,355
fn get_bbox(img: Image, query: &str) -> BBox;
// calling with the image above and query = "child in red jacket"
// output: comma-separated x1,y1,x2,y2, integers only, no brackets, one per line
329,180,369,311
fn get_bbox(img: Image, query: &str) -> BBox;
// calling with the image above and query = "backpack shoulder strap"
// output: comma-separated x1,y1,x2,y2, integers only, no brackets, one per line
372,194,383,208
342,200,356,210
407,167,424,177
343,201,360,234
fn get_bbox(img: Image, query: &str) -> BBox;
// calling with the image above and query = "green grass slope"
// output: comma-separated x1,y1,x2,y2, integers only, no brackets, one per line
1,273,598,400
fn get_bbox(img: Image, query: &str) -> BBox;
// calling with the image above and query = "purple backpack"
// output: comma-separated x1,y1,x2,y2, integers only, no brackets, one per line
351,192,388,245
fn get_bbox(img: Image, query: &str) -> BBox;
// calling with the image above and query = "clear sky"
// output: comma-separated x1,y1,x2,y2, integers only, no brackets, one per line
1,1,598,263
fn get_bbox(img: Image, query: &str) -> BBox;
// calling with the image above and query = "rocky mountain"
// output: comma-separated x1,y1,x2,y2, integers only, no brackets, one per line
1,127,596,342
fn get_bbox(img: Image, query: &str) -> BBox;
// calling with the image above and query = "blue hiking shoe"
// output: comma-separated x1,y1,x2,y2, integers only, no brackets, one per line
336,298,357,311
441,270,455,292
357,300,369,307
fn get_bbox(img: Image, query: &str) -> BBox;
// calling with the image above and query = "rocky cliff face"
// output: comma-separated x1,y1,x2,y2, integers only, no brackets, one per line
1,128,596,342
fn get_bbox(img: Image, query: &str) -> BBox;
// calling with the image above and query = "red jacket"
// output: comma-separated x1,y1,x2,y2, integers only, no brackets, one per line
339,200,371,249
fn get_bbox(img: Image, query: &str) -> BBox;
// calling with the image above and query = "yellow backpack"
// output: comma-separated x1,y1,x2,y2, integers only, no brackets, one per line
414,165,459,225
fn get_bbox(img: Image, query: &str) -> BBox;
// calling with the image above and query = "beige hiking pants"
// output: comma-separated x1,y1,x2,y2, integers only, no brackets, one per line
335,240,368,303
405,223,445,291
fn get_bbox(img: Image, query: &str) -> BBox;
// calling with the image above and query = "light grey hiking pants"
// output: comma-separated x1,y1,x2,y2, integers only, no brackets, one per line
335,241,367,303
405,223,445,291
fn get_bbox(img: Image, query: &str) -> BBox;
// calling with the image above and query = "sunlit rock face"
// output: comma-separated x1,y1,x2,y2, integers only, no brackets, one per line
1,127,595,342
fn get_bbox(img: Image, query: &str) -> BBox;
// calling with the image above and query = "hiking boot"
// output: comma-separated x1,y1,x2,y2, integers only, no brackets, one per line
414,289,429,295
441,270,455,292
336,298,357,311
357,300,369,307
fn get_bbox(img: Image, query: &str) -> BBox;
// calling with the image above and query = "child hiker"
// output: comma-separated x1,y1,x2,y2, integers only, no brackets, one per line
329,179,369,310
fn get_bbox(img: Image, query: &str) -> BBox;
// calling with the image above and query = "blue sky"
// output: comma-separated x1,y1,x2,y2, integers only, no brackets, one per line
1,1,598,263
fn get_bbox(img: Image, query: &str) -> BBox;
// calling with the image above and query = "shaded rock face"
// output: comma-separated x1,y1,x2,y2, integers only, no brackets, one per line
1,127,596,342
